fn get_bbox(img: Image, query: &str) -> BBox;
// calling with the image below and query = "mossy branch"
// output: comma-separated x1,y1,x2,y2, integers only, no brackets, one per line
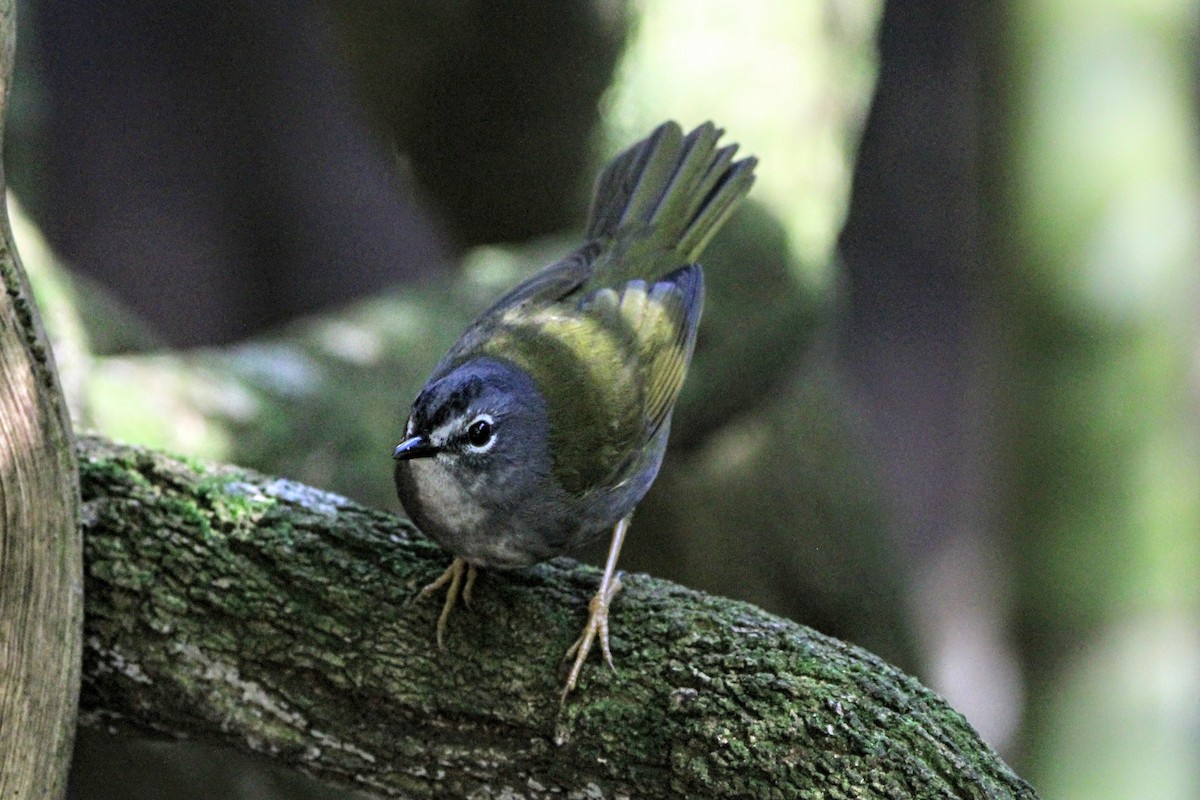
78,434,1036,799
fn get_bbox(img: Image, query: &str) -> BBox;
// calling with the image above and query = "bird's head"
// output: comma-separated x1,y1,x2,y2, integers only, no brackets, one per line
393,357,553,520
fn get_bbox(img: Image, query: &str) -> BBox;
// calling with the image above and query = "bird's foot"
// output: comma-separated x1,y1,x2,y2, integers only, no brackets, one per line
416,557,477,649
561,571,623,701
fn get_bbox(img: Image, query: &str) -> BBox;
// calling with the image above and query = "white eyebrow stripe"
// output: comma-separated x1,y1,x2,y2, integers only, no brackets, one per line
429,419,459,446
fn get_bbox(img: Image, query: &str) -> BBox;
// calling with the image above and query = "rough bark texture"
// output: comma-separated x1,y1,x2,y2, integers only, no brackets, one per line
0,0,84,796
78,434,1036,799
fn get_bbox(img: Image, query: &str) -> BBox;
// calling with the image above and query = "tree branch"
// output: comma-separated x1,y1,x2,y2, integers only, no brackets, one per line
79,434,1037,799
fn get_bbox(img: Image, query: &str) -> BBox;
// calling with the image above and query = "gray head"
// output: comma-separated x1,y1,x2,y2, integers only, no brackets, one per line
393,357,557,561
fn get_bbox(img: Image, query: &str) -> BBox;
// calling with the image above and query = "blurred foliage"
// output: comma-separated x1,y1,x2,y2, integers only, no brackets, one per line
666,200,824,448
995,1,1200,798
605,0,880,288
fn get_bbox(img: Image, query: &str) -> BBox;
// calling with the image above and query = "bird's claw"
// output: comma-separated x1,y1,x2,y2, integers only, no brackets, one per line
561,571,623,701
416,557,475,650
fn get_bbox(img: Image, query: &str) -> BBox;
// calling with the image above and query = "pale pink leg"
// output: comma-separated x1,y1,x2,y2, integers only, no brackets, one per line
562,515,631,699
417,557,477,649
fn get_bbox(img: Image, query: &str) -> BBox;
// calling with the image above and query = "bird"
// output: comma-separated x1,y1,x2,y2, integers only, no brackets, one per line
393,120,756,698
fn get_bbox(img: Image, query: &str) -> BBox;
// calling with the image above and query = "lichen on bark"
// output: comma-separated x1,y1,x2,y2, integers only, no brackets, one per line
78,434,1037,799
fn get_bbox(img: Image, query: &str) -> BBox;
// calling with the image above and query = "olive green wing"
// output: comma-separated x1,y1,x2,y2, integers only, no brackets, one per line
431,247,593,381
476,264,704,496
435,120,751,384
576,263,705,442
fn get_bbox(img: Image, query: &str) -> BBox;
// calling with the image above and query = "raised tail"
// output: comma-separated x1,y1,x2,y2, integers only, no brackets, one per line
584,121,757,281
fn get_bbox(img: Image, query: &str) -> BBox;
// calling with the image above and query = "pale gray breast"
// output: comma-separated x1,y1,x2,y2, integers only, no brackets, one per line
397,457,548,569
403,458,489,535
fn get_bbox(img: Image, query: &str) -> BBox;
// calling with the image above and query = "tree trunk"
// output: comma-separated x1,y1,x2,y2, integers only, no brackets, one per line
0,0,84,796
78,434,1036,799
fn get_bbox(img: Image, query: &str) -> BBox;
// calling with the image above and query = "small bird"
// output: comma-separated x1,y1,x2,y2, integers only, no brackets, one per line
393,121,756,697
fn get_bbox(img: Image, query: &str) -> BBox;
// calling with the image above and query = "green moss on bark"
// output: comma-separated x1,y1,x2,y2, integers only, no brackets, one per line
79,434,1036,799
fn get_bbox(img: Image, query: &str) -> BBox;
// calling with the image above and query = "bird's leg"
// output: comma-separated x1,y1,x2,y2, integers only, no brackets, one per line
462,560,478,608
562,515,631,699
416,557,476,649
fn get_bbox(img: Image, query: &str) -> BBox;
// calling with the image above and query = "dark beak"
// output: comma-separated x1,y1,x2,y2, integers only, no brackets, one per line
393,435,438,461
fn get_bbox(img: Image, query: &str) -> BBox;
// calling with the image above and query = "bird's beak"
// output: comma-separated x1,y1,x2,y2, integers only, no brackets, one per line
393,435,438,460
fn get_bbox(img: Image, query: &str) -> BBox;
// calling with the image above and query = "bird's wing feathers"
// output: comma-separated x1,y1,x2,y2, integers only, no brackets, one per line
431,247,593,381
437,121,751,385
477,265,704,495
475,245,595,321
577,263,704,440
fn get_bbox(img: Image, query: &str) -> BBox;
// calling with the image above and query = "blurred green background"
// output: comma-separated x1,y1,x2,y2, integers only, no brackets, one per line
11,1,1198,798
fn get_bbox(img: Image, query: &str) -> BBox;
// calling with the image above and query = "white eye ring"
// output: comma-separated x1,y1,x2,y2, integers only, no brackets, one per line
464,414,496,452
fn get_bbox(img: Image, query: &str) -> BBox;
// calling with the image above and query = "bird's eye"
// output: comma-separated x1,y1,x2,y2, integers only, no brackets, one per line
466,416,494,448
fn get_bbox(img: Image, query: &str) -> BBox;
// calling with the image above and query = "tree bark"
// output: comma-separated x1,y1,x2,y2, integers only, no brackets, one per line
78,434,1036,799
0,0,84,796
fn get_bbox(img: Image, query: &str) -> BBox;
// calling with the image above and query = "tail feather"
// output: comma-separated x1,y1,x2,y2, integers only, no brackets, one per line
649,124,724,240
585,123,677,240
616,123,685,232
688,140,738,223
584,121,756,275
679,149,756,258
